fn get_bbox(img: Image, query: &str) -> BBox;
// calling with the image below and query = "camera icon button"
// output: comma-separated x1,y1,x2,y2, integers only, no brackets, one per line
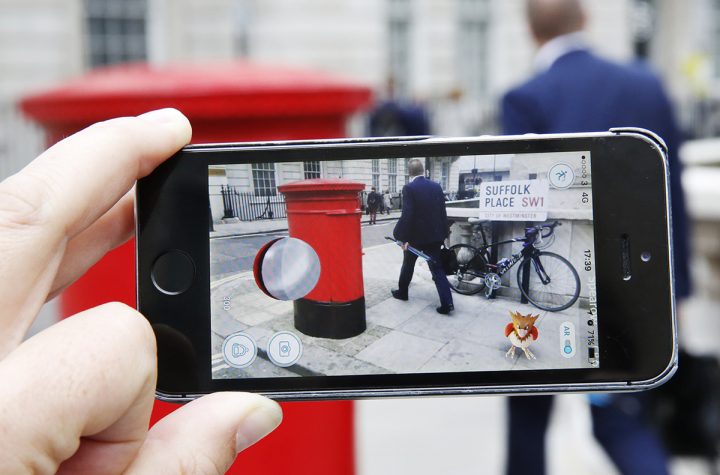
267,331,303,367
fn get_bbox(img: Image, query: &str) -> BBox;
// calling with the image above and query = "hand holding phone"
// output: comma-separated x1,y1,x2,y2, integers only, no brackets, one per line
137,130,677,401
0,110,281,473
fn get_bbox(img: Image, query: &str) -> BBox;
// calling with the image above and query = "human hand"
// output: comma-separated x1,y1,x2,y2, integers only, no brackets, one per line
0,109,282,473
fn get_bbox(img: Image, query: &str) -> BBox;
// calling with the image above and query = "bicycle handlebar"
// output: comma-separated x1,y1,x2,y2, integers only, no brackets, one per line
540,220,561,238
525,221,561,240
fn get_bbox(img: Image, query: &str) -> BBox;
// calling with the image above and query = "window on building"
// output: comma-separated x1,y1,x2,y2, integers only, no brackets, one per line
252,162,277,196
233,1,252,57
630,0,655,59
387,158,398,192
404,158,411,184
388,0,412,97
494,174,503,182
457,0,490,99
427,159,434,180
441,161,450,190
713,1,720,77
304,161,321,179
372,159,381,189
85,0,148,68
529,173,537,180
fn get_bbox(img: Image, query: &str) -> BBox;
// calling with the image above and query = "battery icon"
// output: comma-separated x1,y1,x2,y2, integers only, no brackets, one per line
588,347,596,359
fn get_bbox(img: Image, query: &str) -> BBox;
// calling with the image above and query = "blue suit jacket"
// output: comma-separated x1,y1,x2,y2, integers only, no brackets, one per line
393,176,448,246
502,49,690,297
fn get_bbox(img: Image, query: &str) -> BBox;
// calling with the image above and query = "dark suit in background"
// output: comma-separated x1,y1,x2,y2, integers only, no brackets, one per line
503,49,690,298
502,48,679,475
393,175,453,308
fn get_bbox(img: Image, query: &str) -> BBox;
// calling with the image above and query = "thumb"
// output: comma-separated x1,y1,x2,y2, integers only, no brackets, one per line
125,393,282,474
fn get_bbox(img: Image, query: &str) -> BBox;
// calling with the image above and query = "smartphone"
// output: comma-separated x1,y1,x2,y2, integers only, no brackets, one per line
136,128,677,401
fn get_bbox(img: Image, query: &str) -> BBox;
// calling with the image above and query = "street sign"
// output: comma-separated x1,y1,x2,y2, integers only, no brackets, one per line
478,179,549,221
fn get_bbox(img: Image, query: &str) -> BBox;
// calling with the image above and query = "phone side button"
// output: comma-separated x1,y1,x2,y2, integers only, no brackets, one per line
151,250,195,295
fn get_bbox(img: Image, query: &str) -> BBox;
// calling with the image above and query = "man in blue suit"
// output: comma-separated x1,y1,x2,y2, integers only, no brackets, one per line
392,158,454,314
502,1,689,474
503,0,689,300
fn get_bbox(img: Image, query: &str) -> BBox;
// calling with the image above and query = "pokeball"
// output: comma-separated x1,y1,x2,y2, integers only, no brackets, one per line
253,237,321,300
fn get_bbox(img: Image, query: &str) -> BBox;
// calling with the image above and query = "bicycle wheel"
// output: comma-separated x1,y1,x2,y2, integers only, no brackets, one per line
448,244,486,295
517,251,580,312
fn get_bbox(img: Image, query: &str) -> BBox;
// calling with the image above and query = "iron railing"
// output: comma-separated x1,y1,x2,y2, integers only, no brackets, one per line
220,186,287,221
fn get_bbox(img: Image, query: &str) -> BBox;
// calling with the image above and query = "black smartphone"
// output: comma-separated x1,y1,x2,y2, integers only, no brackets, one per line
136,128,677,401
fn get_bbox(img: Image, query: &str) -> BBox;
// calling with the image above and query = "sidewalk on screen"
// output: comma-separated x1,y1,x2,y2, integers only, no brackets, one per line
210,240,586,379
210,209,403,239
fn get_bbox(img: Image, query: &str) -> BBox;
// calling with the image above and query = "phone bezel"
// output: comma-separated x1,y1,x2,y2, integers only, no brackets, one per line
136,130,677,401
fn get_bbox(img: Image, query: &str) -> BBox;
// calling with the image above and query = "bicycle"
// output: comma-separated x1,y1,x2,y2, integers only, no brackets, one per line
447,220,580,312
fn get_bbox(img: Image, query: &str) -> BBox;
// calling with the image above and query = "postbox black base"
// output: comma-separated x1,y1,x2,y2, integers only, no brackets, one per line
294,297,366,339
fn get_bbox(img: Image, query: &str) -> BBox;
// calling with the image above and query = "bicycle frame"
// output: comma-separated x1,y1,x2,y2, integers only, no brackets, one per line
468,221,558,276
475,237,538,276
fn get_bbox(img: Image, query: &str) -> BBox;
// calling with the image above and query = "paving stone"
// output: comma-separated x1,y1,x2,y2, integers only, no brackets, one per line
211,311,249,339
299,344,387,376
366,296,430,329
356,330,446,373
421,337,514,373
234,309,276,326
309,324,388,357
264,300,294,316
398,304,477,343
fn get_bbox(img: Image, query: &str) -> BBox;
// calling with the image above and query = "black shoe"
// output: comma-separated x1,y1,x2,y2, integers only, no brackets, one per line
391,289,408,301
436,304,454,315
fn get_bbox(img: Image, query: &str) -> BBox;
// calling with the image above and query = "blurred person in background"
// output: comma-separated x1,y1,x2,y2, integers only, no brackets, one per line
367,186,382,225
383,189,392,215
501,0,691,474
368,77,431,138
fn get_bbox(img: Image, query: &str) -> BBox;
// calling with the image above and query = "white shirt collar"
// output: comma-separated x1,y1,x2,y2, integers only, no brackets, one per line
534,31,589,73
409,175,422,182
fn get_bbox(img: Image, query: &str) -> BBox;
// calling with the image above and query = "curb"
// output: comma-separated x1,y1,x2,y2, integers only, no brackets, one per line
210,214,401,240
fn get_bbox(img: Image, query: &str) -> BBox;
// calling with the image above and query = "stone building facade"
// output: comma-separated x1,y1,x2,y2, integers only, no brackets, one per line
6,0,704,181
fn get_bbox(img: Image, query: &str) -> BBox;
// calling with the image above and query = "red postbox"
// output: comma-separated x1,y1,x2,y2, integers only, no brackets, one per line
279,179,366,339
20,61,371,475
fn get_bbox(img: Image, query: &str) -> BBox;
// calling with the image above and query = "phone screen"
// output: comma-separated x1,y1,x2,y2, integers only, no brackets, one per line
208,151,598,380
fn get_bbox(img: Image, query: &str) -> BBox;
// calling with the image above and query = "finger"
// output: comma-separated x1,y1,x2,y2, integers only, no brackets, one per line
0,302,157,474
0,109,190,355
3,108,191,239
48,191,135,300
126,392,282,474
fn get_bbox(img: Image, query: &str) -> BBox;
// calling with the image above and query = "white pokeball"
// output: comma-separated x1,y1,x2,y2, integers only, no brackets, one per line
253,237,321,300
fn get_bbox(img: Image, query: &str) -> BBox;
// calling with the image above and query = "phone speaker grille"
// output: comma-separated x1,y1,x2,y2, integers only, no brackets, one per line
621,234,632,281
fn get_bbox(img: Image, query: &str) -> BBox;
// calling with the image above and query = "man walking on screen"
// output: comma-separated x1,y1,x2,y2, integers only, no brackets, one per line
391,158,454,314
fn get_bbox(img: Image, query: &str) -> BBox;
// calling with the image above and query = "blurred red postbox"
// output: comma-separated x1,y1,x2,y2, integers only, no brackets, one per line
279,179,366,339
20,61,372,475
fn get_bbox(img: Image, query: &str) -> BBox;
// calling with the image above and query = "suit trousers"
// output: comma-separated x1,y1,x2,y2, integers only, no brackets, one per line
506,395,669,475
397,242,453,308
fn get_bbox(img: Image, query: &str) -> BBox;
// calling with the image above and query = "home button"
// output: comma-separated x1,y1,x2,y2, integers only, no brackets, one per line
151,250,195,295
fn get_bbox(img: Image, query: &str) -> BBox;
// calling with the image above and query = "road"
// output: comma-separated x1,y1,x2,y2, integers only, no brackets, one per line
210,219,398,281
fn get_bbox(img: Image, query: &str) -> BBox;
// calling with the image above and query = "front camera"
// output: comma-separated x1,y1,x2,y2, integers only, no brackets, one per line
640,251,651,262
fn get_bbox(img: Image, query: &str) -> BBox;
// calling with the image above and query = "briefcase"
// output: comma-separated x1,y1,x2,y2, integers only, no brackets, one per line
440,245,457,275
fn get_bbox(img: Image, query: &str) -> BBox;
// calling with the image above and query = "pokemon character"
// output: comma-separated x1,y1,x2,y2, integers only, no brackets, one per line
505,311,539,360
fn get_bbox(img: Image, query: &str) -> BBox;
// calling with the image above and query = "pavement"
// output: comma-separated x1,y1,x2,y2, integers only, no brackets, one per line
211,239,589,378
210,210,403,239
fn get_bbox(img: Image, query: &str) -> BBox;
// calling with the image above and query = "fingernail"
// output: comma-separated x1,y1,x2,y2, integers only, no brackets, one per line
235,399,283,452
138,108,185,125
